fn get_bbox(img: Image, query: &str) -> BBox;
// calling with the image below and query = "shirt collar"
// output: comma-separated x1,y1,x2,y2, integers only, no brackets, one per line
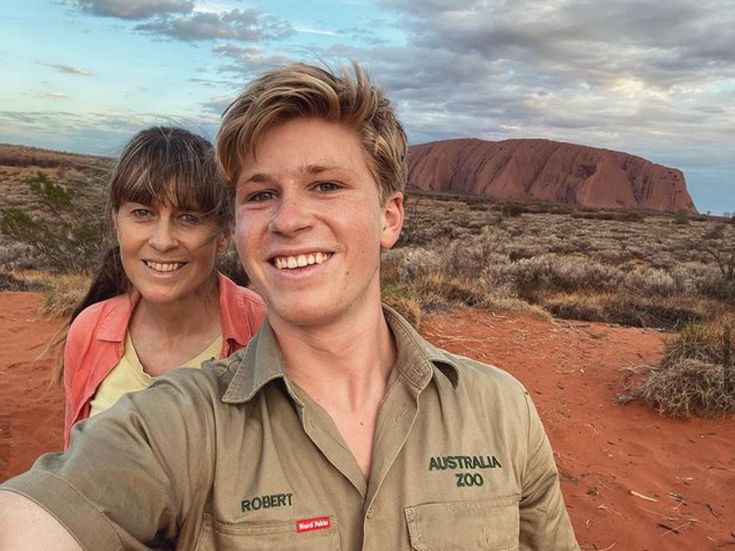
96,292,139,343
221,304,460,404
96,273,251,346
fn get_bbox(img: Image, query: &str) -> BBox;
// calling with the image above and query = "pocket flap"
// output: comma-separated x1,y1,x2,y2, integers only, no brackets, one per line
195,513,341,551
404,495,520,551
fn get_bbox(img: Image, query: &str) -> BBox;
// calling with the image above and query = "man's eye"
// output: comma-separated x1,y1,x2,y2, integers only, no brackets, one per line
248,190,276,202
315,181,340,192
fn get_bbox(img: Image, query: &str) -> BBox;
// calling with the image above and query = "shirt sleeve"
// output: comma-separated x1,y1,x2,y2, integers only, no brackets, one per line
519,389,581,551
1,369,216,550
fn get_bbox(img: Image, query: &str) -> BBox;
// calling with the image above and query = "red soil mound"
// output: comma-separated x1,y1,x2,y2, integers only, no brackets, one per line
1,293,733,549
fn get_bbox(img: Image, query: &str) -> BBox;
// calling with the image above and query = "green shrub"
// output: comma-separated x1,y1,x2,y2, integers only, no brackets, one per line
0,172,106,272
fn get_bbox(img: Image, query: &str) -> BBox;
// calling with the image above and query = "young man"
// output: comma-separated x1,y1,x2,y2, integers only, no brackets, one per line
0,63,579,550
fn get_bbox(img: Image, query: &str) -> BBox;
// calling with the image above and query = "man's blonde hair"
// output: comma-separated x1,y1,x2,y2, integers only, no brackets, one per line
216,62,407,203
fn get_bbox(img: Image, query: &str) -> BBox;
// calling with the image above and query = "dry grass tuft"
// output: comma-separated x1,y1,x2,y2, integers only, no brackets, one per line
627,313,735,418
661,313,735,367
40,272,92,318
636,359,735,418
381,293,422,328
0,270,35,291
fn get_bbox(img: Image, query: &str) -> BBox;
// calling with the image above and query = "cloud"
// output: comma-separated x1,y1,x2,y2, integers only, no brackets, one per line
381,0,735,89
47,92,68,100
336,26,389,46
135,8,293,42
298,0,734,163
49,64,92,76
75,0,194,20
201,95,234,116
212,44,291,68
0,110,217,156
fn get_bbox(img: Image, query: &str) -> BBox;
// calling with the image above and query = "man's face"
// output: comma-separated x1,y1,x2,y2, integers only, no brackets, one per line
234,117,403,329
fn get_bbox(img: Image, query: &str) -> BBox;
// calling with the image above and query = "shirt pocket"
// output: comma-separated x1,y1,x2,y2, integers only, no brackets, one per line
194,513,342,551
404,494,520,551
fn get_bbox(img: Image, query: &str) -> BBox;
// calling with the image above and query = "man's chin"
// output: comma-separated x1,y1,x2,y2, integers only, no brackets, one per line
268,302,341,330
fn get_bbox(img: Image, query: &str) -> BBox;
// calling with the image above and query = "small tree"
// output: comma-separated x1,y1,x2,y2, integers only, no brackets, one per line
674,209,690,225
701,224,735,282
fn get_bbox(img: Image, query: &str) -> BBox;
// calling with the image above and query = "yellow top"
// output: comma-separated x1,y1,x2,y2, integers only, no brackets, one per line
89,332,223,417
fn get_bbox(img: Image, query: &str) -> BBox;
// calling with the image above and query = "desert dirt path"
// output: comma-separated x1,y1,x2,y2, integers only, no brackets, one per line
1,292,733,550
0,292,64,478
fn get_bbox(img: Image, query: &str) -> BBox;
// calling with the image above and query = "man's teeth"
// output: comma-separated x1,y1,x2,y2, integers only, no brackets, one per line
274,252,331,270
145,261,184,272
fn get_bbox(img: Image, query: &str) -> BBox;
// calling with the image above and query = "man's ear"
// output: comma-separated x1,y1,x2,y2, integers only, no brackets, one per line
217,224,232,252
380,191,404,249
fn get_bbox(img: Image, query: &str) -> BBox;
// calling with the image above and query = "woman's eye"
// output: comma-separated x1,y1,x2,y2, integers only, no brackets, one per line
179,213,202,225
130,208,153,219
315,181,340,192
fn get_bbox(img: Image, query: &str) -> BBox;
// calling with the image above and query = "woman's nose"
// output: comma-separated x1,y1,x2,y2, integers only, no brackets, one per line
148,219,178,251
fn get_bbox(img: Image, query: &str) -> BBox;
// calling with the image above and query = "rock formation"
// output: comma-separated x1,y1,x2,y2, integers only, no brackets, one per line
408,138,697,213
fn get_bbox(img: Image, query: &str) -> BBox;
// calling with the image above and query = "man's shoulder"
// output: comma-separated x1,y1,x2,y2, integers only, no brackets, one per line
152,347,248,400
433,346,530,407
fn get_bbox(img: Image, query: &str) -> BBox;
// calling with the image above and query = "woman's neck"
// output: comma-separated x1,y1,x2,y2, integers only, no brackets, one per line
131,277,220,341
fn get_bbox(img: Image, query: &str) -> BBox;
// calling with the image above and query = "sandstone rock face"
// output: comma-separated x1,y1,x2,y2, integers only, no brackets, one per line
408,138,697,213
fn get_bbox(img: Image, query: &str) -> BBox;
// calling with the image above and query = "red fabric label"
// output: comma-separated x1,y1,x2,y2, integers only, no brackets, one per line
296,516,331,533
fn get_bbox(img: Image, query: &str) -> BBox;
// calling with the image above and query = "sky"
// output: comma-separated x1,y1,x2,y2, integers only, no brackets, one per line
1,0,734,214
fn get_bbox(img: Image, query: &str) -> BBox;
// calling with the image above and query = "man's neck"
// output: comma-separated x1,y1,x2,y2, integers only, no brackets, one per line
269,301,397,479
272,302,396,409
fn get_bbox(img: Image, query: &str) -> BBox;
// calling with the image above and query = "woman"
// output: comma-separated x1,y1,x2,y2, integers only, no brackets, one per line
54,126,266,447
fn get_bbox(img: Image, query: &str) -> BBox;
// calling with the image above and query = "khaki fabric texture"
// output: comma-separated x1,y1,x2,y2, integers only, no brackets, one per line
2,307,579,550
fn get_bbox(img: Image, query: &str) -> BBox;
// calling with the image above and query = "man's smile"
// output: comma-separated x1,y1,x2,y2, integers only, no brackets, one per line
271,252,333,270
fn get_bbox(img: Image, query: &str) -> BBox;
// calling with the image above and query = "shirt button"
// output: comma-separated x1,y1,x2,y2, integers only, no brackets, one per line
366,507,375,519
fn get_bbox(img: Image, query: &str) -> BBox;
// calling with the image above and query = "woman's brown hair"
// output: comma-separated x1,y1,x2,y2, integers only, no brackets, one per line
48,126,230,384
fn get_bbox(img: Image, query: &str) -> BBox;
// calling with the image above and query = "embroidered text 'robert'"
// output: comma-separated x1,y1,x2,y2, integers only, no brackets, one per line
241,492,293,513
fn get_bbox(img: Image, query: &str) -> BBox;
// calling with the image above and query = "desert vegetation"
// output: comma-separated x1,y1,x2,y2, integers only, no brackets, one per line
382,194,734,330
619,313,735,418
1,143,734,417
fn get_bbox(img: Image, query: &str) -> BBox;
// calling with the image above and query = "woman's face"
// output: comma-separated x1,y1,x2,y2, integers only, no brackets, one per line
114,199,227,306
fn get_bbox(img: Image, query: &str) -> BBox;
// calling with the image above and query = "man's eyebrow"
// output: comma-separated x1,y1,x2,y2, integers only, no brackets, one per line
304,164,340,174
241,164,344,184
243,172,273,184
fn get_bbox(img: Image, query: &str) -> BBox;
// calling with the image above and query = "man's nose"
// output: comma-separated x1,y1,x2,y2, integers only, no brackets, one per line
268,192,312,236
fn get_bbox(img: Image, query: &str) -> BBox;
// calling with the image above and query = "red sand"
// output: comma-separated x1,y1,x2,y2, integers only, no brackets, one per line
1,292,734,549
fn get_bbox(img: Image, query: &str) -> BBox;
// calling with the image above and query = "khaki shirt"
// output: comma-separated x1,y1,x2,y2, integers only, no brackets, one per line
2,307,579,550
